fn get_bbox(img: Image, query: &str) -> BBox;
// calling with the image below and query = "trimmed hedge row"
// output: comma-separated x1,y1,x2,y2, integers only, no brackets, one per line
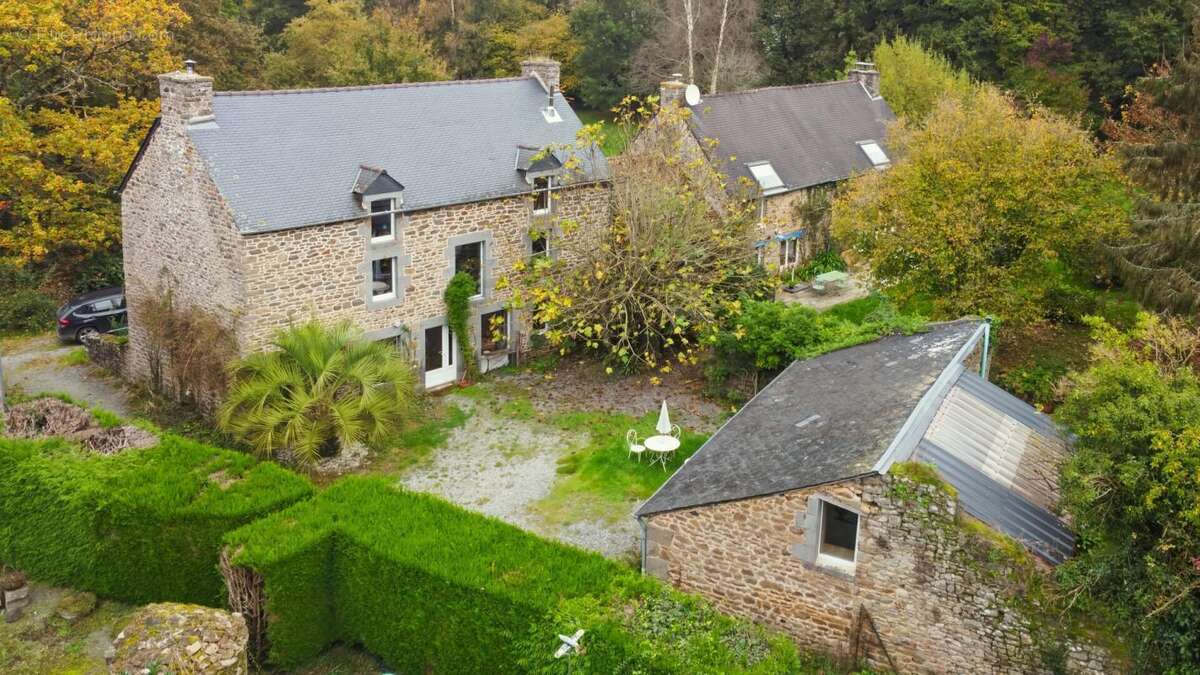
228,477,803,672
0,431,313,606
226,476,627,671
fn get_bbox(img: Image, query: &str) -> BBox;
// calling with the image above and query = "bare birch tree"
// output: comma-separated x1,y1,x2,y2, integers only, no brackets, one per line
710,0,730,93
683,0,696,83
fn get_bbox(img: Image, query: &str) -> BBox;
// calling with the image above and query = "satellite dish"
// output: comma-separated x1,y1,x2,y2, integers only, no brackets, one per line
684,83,702,106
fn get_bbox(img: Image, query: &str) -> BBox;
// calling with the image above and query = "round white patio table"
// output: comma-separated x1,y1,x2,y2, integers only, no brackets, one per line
644,434,680,471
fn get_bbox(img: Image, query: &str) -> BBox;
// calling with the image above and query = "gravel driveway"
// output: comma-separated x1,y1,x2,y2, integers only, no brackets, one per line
1,335,133,417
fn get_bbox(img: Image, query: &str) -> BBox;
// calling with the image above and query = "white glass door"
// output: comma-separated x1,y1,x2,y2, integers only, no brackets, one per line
423,323,456,389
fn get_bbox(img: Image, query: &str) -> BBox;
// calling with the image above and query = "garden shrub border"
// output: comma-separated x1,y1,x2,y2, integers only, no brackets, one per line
224,477,802,673
0,403,314,606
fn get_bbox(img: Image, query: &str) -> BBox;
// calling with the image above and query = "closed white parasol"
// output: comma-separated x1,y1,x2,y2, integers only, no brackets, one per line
656,400,672,435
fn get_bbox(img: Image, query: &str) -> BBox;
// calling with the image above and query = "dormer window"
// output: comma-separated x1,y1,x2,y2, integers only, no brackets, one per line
533,176,553,214
370,198,399,242
747,161,786,196
858,140,890,169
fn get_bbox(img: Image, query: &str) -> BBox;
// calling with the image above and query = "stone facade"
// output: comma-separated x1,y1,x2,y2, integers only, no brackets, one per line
643,474,1115,674
121,68,611,390
122,69,248,386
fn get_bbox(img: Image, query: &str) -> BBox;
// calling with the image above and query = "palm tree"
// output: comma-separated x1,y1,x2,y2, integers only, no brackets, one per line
218,319,418,465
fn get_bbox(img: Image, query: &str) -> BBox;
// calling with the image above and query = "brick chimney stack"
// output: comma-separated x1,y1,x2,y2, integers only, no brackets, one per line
659,73,687,108
848,61,881,98
157,59,214,133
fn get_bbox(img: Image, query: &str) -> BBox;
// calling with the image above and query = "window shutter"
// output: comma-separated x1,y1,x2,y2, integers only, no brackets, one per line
790,495,822,563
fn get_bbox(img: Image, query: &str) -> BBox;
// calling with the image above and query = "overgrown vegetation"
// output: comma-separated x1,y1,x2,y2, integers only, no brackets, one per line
833,85,1131,324
443,271,478,382
135,276,238,407
872,35,975,122
219,319,418,465
1055,314,1200,671
511,101,772,374
705,298,924,400
0,409,313,606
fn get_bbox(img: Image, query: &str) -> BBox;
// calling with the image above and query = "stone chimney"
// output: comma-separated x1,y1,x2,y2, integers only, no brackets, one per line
157,59,214,133
659,74,687,108
521,58,561,98
848,61,881,98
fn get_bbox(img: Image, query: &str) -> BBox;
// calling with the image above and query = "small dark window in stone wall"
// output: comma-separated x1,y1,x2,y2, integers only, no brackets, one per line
455,241,483,296
820,502,858,562
531,231,549,258
480,310,507,353
372,257,396,298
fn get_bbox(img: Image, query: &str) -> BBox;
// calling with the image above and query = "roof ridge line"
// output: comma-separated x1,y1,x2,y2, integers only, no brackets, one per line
214,75,534,97
696,79,857,101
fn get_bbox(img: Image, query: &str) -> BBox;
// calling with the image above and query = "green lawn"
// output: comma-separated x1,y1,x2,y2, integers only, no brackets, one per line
576,109,630,156
535,409,708,525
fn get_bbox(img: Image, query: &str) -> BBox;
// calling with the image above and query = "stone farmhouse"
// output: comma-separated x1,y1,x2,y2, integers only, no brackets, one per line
659,63,894,273
635,320,1110,673
119,58,609,391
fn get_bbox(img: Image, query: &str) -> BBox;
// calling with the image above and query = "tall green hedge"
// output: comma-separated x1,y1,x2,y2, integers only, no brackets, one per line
0,433,313,606
226,476,627,671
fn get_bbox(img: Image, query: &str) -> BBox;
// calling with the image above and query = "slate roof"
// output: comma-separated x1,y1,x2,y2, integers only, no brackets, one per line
685,80,895,194
637,321,982,517
637,319,1077,564
186,77,609,234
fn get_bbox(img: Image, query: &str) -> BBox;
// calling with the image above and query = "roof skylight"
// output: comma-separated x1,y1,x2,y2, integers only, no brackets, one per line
747,161,785,195
858,141,890,168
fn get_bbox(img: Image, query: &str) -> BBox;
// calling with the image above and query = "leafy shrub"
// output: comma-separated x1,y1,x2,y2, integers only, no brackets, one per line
1055,314,1200,671
791,249,847,282
0,288,56,333
0,413,313,606
998,362,1067,409
519,577,801,673
707,299,924,397
1042,284,1099,325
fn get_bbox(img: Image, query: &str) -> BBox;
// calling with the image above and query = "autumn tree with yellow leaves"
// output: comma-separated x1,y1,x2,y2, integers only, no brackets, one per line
0,0,184,289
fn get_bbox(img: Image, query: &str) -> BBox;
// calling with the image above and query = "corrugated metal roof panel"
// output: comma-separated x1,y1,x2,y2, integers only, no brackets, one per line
917,439,1075,564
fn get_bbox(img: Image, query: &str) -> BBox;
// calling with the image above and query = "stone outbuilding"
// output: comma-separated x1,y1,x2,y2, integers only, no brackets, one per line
636,320,1097,673
658,63,893,273
119,57,610,391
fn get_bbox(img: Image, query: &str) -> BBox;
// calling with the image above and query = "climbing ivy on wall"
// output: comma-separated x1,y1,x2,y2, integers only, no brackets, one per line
443,272,478,382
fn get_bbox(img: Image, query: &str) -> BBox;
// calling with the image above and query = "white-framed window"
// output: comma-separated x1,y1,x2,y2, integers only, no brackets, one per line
533,176,553,214
371,256,397,300
778,238,800,268
816,500,859,573
369,198,400,242
858,140,890,169
480,309,508,353
454,241,484,298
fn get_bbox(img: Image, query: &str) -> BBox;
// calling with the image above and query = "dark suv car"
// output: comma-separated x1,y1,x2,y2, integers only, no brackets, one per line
57,287,127,342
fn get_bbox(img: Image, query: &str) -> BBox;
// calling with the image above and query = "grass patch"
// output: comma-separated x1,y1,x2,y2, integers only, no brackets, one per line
0,591,137,674
0,331,54,355
891,460,957,498
59,347,87,367
577,109,630,156
821,294,885,323
536,410,708,525
371,400,471,474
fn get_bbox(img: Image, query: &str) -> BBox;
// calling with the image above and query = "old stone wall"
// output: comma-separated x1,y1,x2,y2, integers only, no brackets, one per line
643,475,1113,674
238,183,611,356
80,332,126,376
120,122,247,386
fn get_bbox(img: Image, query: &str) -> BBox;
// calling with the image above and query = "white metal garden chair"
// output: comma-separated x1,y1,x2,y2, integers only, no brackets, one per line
626,429,646,462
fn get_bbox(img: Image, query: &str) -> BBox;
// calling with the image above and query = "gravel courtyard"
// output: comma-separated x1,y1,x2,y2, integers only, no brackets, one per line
397,360,725,560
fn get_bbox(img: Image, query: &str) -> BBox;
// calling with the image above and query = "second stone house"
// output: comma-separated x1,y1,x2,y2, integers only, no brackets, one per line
120,58,610,391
